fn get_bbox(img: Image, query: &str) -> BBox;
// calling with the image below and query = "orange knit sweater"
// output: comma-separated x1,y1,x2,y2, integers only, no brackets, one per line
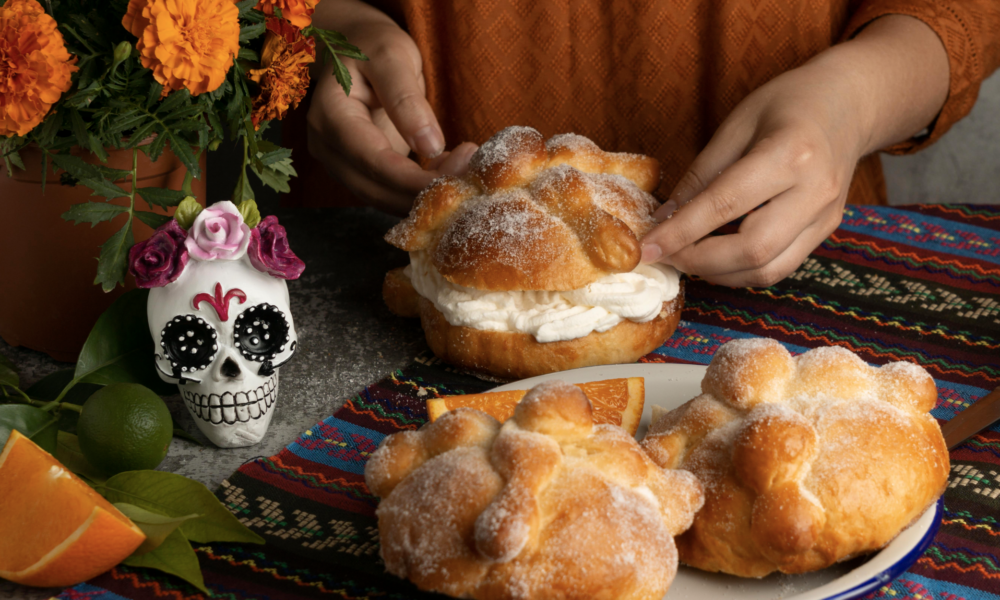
285,0,1000,207
396,0,1000,205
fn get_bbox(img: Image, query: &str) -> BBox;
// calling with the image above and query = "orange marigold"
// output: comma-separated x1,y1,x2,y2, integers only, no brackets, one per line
257,0,319,29
122,0,239,96
0,0,77,137
248,19,315,130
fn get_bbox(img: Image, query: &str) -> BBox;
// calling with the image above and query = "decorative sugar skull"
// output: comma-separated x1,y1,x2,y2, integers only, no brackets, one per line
131,200,305,448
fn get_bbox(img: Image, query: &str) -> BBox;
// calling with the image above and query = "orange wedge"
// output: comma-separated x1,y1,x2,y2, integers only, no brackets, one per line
0,430,145,587
426,377,645,436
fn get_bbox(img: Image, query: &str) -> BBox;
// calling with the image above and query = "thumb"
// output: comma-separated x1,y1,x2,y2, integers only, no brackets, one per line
361,53,444,159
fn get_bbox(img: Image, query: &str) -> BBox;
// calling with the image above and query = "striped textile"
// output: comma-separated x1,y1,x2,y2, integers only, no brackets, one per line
58,204,1000,600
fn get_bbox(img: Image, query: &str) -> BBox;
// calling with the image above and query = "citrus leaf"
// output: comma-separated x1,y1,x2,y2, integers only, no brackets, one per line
62,202,128,227
55,431,107,483
93,216,134,292
0,405,59,453
114,503,200,556
74,289,171,393
122,529,208,594
135,211,172,230
137,187,187,209
26,370,103,434
0,353,17,389
98,470,265,544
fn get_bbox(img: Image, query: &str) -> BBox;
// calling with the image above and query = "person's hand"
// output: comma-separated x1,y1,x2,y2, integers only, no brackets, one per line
307,0,477,216
639,15,949,287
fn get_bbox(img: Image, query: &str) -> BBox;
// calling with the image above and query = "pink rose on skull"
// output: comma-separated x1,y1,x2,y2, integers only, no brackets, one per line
185,201,251,261
128,220,189,288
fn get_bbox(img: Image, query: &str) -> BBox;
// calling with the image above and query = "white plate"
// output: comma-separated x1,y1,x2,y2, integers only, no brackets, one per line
492,363,942,600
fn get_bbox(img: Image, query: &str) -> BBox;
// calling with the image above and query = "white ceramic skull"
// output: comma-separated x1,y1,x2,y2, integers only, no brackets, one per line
148,255,297,447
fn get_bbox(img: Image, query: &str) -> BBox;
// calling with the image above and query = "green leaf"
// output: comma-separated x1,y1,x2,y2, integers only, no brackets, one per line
232,166,255,204
137,187,187,209
62,202,128,227
68,109,89,150
0,405,59,453
174,196,202,230
135,211,172,229
122,529,208,594
235,0,259,17
50,153,103,183
75,289,169,390
94,217,134,292
55,431,107,483
239,21,265,42
238,48,259,62
87,133,110,163
165,134,200,179
146,81,165,110
0,353,17,389
7,149,25,172
146,132,168,162
330,54,353,96
98,470,265,545
251,163,291,194
115,503,200,556
241,6,265,23
156,89,191,115
27,370,103,434
38,109,63,147
237,199,261,228
257,146,292,167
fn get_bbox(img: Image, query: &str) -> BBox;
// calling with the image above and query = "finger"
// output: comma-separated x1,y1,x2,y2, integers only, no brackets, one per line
641,147,798,262
312,94,437,196
360,52,444,159
664,187,825,277
436,142,478,176
655,119,756,221
697,220,831,288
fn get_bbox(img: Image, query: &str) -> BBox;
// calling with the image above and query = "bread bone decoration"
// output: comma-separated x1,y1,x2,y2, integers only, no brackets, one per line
641,339,950,577
365,380,704,600
133,200,305,448
383,126,683,379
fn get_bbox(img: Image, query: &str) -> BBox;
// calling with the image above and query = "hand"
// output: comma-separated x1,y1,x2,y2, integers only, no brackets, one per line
307,0,477,216
639,15,949,287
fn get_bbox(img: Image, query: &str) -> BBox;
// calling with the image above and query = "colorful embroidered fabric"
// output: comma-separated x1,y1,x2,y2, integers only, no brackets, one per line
58,204,1000,600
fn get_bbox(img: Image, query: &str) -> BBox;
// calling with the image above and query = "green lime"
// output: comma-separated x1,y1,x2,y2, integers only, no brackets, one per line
77,383,173,475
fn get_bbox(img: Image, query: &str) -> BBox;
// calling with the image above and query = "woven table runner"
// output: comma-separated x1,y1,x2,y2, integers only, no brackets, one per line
58,204,1000,600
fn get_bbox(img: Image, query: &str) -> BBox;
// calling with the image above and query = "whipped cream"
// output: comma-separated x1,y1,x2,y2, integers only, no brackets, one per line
406,252,680,343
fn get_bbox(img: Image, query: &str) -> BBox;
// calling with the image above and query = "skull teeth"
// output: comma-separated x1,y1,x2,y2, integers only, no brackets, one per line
181,375,277,425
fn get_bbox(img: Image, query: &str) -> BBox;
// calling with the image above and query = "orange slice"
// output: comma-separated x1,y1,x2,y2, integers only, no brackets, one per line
427,377,645,436
0,430,146,587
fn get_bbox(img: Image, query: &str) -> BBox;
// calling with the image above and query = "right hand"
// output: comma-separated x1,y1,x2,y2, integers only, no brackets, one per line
307,0,477,215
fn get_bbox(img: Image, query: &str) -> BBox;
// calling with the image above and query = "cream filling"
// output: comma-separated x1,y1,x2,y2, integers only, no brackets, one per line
406,251,680,343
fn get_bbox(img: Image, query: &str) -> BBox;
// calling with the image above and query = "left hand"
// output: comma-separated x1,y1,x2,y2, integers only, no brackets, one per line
639,15,949,288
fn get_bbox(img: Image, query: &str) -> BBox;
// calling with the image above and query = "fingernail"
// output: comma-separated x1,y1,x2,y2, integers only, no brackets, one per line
411,126,444,159
641,243,663,264
654,200,678,223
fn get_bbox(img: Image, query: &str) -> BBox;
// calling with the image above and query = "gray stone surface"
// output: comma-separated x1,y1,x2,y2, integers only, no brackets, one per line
0,207,424,600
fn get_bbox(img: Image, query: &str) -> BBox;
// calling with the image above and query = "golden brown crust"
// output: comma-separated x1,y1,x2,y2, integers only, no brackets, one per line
417,282,684,381
385,127,661,291
642,339,950,577
365,381,704,600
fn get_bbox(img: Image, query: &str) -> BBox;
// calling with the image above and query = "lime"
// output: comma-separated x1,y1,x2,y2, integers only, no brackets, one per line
77,383,174,475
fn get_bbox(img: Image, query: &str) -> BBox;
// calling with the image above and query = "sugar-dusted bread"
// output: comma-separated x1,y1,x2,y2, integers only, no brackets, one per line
365,380,704,600
642,339,949,578
385,126,662,292
382,127,683,379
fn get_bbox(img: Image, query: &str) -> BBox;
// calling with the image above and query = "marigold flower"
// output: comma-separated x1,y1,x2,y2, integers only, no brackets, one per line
248,19,315,129
0,0,77,137
122,0,239,96
257,0,319,29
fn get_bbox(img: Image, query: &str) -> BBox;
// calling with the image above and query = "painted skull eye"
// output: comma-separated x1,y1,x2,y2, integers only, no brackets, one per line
233,303,290,362
161,316,218,373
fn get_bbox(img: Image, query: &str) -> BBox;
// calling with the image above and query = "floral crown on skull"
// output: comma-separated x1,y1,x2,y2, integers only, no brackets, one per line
128,199,304,288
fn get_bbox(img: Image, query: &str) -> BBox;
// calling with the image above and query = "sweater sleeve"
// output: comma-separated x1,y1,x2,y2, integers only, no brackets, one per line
843,0,1000,155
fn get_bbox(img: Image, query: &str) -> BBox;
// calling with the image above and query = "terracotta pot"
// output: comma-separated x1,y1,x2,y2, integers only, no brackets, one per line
0,145,207,362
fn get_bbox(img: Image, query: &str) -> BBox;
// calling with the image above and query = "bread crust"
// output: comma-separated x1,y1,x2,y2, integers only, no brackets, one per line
416,281,683,381
641,339,950,577
365,381,704,600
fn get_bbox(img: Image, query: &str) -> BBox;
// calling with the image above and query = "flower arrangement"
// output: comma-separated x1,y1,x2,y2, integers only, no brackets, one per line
128,197,304,288
0,0,362,291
